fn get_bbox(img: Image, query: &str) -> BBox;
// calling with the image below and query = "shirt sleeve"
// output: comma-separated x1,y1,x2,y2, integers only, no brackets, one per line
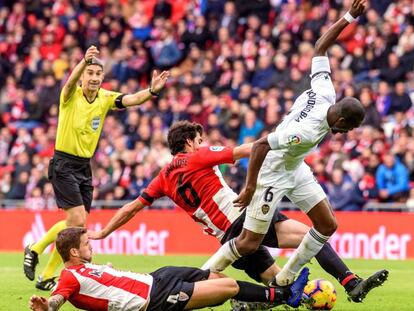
52,270,80,300
138,175,165,205
267,128,309,150
310,56,335,102
59,86,81,106
102,89,124,110
191,146,235,168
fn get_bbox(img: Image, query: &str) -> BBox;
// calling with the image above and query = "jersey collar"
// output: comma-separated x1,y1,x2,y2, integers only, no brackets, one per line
82,89,100,104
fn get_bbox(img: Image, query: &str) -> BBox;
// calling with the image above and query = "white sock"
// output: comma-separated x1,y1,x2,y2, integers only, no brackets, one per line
201,238,242,272
276,228,330,285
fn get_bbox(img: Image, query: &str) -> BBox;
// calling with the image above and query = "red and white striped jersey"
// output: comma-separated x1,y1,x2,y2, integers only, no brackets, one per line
138,146,243,240
52,263,153,311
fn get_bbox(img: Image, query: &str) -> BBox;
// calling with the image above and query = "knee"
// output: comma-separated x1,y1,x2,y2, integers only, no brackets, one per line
316,218,337,236
327,218,338,235
228,279,240,297
235,236,260,256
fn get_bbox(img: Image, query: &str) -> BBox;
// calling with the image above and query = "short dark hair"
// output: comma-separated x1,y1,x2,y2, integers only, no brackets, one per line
56,227,87,262
167,121,203,155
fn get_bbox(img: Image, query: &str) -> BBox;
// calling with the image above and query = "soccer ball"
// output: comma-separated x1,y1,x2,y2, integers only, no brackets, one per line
303,279,337,310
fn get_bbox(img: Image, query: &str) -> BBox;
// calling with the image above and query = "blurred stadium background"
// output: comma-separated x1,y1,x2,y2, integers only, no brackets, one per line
0,0,414,309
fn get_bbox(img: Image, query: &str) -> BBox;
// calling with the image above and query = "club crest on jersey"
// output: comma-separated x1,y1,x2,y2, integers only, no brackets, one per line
89,269,103,277
209,146,225,152
261,204,270,215
287,135,301,146
91,117,101,131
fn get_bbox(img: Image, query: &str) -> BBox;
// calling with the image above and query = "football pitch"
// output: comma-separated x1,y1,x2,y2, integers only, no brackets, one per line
2,253,413,311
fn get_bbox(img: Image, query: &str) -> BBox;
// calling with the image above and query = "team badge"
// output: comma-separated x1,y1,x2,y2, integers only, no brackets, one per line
261,204,270,215
91,116,101,131
209,146,225,151
178,291,190,301
287,135,301,145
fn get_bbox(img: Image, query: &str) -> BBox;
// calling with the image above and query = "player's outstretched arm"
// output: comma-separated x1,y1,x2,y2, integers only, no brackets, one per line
88,199,146,239
233,137,271,209
29,294,65,311
62,45,99,102
121,70,170,107
314,0,366,56
233,142,253,160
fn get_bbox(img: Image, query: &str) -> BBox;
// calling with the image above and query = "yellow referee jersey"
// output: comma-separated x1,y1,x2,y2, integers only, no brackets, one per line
55,86,122,158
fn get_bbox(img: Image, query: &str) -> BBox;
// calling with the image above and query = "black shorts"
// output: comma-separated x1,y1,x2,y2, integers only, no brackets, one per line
221,210,289,282
48,151,93,212
148,266,210,311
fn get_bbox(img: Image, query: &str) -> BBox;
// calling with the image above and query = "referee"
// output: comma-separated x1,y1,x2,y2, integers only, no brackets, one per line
23,45,170,290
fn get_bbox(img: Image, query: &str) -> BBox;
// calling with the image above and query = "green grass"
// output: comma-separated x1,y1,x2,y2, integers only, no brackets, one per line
2,252,413,310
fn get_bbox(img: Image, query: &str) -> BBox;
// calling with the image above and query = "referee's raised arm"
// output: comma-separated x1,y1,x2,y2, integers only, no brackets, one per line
62,45,99,103
121,69,170,107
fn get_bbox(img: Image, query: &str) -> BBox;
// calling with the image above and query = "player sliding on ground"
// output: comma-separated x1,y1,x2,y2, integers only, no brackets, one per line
23,45,170,290
89,121,388,307
29,227,309,311
201,0,389,292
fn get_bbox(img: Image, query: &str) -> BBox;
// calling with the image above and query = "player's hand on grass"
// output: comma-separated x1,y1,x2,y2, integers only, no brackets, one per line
233,187,255,211
149,70,170,95
349,0,367,18
29,295,48,311
88,230,104,240
84,45,100,63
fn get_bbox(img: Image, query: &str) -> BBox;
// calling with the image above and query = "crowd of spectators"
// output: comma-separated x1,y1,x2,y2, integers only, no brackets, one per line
0,0,413,211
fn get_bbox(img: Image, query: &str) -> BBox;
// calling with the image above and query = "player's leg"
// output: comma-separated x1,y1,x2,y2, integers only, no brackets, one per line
183,278,239,309
217,211,282,285
275,164,334,286
275,218,371,288
274,218,308,248
275,217,389,302
232,245,280,285
185,267,310,310
275,199,334,286
201,184,285,272
147,266,308,310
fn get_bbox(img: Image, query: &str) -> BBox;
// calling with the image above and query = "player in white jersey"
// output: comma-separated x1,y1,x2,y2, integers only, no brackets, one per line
29,227,309,311
202,0,367,287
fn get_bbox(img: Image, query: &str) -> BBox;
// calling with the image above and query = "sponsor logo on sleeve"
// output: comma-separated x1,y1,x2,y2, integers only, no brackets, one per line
287,135,301,146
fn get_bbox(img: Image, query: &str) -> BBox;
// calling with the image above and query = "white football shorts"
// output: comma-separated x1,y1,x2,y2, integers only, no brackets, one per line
244,162,326,234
